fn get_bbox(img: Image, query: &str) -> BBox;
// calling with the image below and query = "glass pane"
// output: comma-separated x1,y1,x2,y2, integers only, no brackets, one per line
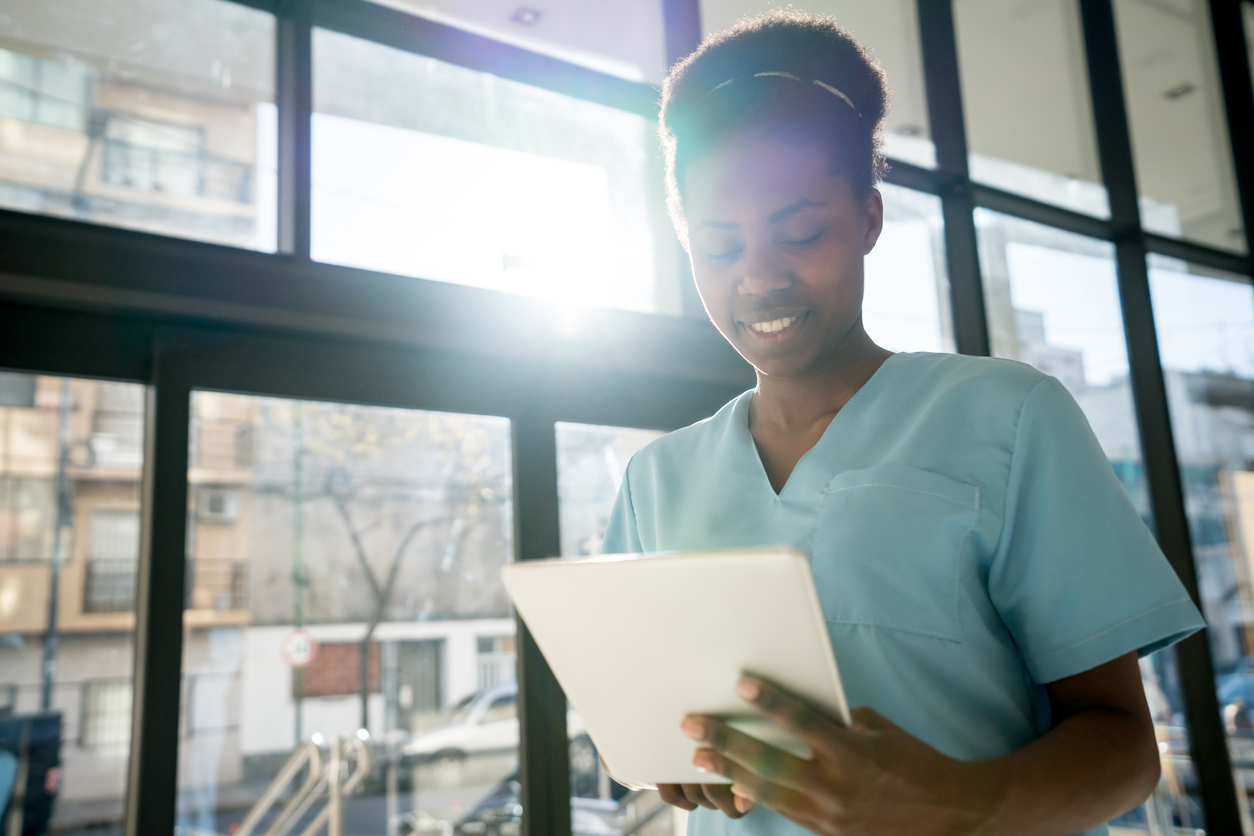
312,28,679,315
1114,0,1247,253
178,393,515,835
698,0,937,167
556,422,670,835
975,211,1203,831
0,0,276,250
863,184,953,354
1149,255,1254,828
366,0,668,84
0,374,145,835
954,0,1108,217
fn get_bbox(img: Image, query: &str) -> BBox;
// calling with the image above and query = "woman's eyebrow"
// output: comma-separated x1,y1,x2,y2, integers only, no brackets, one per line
768,198,827,224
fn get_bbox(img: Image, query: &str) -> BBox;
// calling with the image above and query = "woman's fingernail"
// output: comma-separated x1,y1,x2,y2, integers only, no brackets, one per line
730,784,753,800
735,677,760,700
692,753,712,772
681,718,704,740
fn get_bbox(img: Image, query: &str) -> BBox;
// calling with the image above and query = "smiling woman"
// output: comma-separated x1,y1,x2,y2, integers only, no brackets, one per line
595,11,1209,836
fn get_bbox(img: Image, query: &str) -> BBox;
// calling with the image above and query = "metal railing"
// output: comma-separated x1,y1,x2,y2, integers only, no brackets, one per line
236,735,371,836
185,559,248,611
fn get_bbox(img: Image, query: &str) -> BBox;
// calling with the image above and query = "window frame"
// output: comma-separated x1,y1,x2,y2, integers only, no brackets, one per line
0,0,1251,833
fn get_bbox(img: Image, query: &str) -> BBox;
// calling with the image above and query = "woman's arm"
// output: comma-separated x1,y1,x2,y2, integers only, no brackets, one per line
682,652,1160,836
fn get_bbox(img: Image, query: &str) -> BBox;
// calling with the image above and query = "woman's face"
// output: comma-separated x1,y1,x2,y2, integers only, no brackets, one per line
682,129,883,380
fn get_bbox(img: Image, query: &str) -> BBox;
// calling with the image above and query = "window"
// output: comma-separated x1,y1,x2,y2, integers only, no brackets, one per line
481,692,517,724
80,679,132,750
84,509,139,613
0,47,88,132
953,0,1108,216
0,376,142,832
312,28,679,314
699,0,937,167
0,373,37,409
1148,255,1254,824
0,0,276,250
178,392,516,833
1114,0,1246,252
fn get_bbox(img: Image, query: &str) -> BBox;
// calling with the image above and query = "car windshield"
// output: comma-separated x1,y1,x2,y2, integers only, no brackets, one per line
443,693,477,726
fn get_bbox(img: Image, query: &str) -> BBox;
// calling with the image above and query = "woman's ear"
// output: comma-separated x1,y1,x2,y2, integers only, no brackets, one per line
862,188,885,254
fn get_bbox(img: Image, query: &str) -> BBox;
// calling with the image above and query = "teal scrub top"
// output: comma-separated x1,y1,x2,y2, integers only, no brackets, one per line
600,352,1205,836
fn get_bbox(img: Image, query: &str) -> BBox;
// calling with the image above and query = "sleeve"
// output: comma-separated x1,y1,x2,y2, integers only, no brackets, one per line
599,456,644,555
988,376,1206,684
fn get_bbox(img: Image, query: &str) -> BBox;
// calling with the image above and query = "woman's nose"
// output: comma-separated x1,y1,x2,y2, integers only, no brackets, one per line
736,248,793,297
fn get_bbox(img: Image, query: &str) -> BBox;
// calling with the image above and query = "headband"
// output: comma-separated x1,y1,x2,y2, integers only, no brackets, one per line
705,71,862,117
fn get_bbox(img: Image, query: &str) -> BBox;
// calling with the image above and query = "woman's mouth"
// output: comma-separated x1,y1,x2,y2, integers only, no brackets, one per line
742,313,806,344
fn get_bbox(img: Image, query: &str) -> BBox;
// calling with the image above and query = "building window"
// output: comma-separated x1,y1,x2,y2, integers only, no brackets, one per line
0,372,36,408
84,509,140,613
0,477,55,562
80,679,132,750
0,47,88,132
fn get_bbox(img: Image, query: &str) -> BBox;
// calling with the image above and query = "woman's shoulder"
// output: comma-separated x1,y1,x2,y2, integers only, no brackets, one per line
887,351,1052,404
622,391,751,476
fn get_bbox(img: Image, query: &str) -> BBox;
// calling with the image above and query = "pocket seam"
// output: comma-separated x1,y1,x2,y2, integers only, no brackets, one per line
827,482,981,512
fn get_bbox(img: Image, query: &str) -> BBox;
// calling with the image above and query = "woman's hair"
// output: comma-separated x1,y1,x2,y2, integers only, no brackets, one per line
659,10,889,241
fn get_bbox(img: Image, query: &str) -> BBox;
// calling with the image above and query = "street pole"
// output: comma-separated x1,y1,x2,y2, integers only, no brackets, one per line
293,401,305,747
40,378,71,711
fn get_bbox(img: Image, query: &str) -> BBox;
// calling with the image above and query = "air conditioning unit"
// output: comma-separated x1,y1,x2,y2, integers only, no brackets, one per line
197,486,241,524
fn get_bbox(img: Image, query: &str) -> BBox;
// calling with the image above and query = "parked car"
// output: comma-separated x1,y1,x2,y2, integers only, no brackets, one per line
397,684,587,788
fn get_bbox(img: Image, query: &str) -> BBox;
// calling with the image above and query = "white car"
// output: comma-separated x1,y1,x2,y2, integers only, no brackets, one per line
398,683,588,787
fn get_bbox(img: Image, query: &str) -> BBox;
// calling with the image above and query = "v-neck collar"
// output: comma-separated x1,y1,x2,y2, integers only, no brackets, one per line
733,352,903,501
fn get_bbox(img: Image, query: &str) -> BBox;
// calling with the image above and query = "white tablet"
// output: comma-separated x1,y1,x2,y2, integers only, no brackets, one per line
501,548,849,786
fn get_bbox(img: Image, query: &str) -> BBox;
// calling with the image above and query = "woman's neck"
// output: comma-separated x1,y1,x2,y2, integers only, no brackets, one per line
750,327,893,435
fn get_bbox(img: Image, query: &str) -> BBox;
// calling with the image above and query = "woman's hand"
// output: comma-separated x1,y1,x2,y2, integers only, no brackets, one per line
680,675,995,835
656,781,754,819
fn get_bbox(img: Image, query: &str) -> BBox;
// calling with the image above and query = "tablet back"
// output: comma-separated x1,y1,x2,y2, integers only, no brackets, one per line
501,548,848,786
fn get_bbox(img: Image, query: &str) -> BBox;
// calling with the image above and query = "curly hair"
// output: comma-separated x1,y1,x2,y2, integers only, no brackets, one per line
659,10,890,242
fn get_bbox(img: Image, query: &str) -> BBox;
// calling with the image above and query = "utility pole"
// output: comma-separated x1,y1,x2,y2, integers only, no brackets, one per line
40,379,71,711
292,401,305,746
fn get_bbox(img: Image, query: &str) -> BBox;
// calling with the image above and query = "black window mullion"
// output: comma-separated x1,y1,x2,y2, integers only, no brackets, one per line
125,341,191,836
513,408,572,836
915,0,990,357
276,0,313,260
1208,0,1254,263
1078,1,1244,832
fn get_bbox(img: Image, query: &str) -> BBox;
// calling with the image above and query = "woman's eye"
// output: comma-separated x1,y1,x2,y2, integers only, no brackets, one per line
702,244,742,260
781,229,825,246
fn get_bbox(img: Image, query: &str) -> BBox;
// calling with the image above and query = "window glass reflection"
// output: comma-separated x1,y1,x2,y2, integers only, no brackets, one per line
312,28,679,315
0,374,145,836
976,212,1205,831
178,393,515,836
1114,0,1246,253
864,184,953,354
1149,256,1254,827
0,0,276,250
365,0,669,84
953,0,1109,217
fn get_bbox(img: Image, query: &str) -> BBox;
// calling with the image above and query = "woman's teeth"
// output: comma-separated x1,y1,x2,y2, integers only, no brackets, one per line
750,316,797,334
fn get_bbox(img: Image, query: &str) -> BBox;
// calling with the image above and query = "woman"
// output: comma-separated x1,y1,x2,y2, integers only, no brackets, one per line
599,11,1205,836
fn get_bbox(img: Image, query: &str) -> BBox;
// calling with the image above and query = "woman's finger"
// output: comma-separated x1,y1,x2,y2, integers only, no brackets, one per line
735,674,856,757
684,717,812,792
700,783,752,819
657,783,697,811
707,752,817,825
681,782,718,810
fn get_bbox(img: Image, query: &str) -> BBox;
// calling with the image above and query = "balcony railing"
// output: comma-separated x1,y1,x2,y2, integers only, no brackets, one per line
101,138,253,204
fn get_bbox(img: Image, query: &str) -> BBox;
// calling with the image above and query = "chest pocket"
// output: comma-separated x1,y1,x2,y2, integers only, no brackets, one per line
808,464,980,642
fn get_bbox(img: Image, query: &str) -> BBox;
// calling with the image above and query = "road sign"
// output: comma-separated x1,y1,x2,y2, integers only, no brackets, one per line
280,630,319,668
